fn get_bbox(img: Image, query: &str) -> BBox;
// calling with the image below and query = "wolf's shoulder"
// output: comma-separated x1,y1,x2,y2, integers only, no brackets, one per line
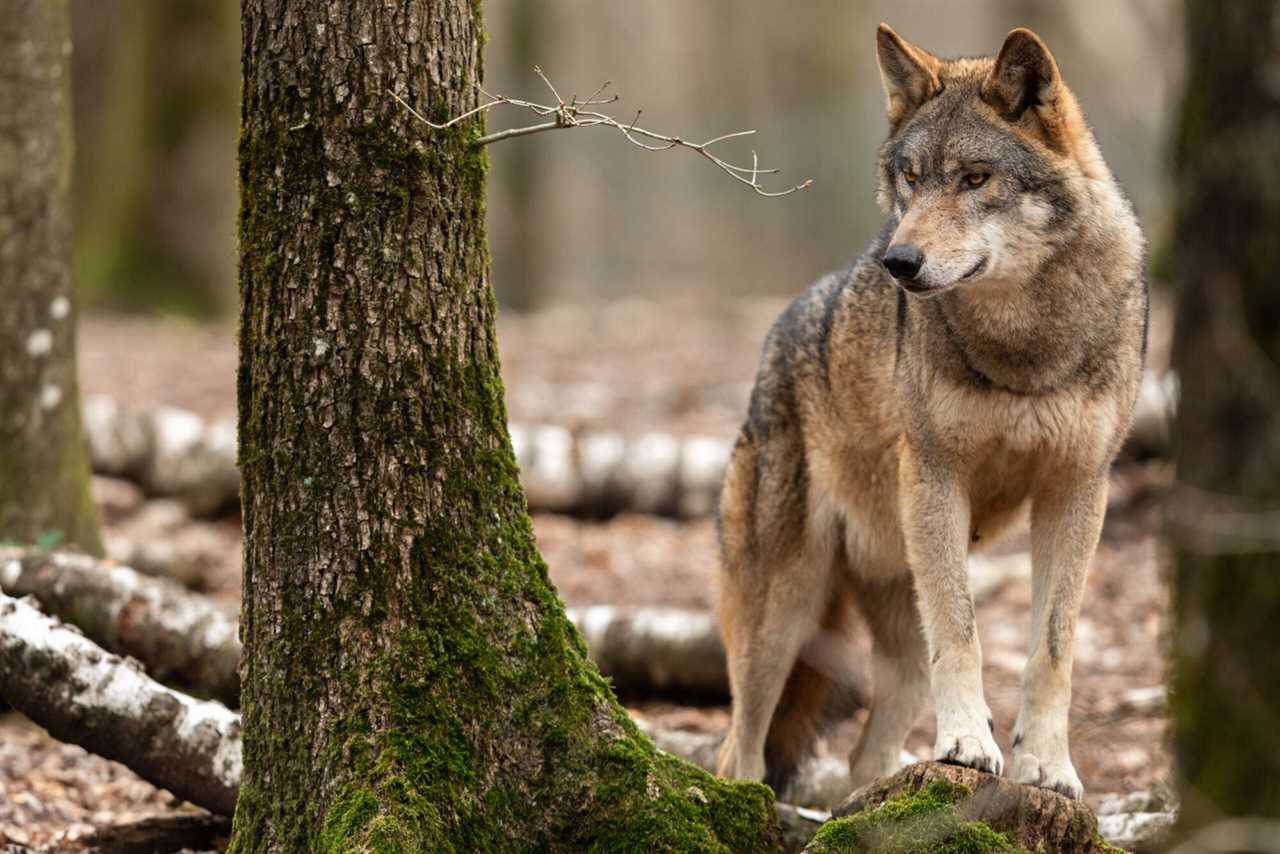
764,253,895,361
743,254,898,439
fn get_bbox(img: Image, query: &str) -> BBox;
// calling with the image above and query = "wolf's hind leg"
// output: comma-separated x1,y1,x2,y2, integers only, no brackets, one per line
848,574,930,788
716,553,830,784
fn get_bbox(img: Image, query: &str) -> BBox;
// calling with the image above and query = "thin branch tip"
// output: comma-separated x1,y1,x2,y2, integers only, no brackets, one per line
391,68,811,197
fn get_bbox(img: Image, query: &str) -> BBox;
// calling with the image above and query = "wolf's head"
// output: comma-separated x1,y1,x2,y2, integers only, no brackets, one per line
874,24,1107,296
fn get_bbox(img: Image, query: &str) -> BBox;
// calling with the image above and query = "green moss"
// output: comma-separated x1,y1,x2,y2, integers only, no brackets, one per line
807,781,1026,854
1094,835,1130,854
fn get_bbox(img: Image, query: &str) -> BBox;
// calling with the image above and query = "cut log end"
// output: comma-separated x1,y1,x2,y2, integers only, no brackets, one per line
810,761,1116,854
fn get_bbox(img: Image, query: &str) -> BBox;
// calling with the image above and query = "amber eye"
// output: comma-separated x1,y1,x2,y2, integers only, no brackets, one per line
965,172,990,188
903,171,918,185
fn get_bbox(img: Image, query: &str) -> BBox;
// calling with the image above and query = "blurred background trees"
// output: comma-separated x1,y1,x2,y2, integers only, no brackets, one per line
67,1,1180,318
1169,0,1280,837
0,0,101,555
70,0,238,317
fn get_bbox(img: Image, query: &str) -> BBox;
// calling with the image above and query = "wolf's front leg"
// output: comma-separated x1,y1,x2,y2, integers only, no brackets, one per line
899,445,1003,776
1014,472,1108,799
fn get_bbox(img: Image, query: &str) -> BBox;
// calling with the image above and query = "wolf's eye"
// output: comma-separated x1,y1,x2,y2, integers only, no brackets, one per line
964,172,990,189
903,171,918,185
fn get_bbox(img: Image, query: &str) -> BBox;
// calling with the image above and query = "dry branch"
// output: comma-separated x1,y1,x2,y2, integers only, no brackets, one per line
0,592,241,815
0,547,240,706
390,67,813,197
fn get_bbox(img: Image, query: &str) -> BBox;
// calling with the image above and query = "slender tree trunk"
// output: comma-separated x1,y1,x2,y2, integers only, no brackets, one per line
1169,0,1280,834
229,3,776,851
0,0,101,555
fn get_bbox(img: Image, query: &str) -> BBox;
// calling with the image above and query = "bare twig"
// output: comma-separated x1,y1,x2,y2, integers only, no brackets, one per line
389,67,813,197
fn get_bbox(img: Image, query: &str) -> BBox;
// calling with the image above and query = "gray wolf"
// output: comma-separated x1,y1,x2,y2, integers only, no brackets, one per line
714,23,1146,800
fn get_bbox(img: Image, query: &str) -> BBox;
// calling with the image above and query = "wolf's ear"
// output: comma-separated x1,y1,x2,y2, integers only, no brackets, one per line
982,28,1061,121
876,23,941,131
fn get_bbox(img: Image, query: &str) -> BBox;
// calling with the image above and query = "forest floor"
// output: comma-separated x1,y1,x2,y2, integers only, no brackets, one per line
2,297,1175,850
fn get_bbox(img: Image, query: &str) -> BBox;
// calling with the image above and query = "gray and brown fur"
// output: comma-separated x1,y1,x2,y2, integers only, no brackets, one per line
715,24,1146,800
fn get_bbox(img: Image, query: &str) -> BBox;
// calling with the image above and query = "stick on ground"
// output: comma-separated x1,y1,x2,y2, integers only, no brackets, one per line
0,547,240,707
0,592,241,815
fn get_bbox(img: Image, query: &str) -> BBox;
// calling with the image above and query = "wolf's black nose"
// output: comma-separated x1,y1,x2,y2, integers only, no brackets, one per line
883,244,924,280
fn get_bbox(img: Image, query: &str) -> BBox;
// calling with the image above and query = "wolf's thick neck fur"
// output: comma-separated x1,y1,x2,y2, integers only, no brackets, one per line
923,183,1142,397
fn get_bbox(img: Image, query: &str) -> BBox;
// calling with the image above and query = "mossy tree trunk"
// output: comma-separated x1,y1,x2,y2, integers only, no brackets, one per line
0,0,102,556
1169,0,1280,833
229,2,777,851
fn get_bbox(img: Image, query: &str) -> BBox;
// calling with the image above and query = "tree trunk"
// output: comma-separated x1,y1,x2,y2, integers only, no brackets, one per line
0,0,102,555
1169,0,1280,835
229,3,777,851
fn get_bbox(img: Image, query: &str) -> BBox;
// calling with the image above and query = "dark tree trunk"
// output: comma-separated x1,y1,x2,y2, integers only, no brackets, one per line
0,0,102,555
229,2,777,851
1169,0,1280,833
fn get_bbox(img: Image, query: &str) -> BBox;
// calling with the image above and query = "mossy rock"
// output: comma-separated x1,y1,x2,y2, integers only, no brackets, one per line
805,761,1125,854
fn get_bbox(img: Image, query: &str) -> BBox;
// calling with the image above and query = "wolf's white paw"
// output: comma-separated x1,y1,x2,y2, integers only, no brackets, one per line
934,715,1004,776
1011,749,1083,799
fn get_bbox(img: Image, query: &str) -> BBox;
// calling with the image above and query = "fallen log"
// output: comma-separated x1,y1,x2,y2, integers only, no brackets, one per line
0,592,241,815
77,813,231,854
83,396,239,518
0,595,823,848
81,397,731,519
81,384,1177,520
0,544,1003,713
1,549,721,708
0,548,240,707
0,605,1152,851
568,605,736,701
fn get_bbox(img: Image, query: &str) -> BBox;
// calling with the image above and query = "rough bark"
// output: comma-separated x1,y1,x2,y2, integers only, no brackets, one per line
0,591,241,816
230,2,776,851
0,547,240,706
818,763,1109,853
0,0,101,555
1168,0,1280,836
